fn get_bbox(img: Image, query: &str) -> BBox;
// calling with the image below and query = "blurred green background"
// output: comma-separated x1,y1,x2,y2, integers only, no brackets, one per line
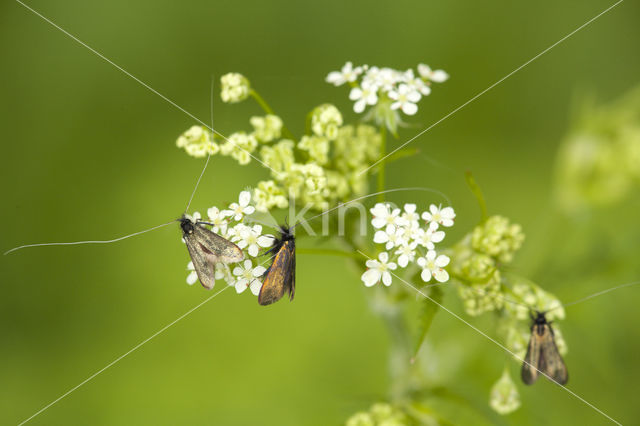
1,0,639,424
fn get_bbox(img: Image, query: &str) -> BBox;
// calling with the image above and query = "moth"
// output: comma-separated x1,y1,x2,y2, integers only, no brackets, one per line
179,214,244,289
521,311,569,385
258,226,296,306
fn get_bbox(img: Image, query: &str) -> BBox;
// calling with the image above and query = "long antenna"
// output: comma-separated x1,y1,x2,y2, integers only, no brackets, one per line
184,75,217,214
547,280,640,312
3,220,176,255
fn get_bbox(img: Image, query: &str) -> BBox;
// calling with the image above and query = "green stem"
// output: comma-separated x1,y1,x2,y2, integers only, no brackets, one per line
249,89,296,140
377,125,387,203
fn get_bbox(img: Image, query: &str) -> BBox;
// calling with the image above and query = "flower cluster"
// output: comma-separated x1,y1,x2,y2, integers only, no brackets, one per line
450,215,525,316
489,369,521,415
345,402,410,426
555,86,640,212
220,72,250,103
183,191,274,295
361,203,455,287
326,62,448,133
177,72,384,213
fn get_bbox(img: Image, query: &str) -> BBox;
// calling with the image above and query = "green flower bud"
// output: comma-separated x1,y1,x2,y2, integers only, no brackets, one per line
220,72,250,103
176,125,219,158
471,216,524,263
250,114,283,143
311,104,343,140
489,369,521,415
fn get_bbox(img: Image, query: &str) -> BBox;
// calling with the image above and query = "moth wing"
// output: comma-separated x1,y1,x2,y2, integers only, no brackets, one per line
258,241,295,306
184,234,216,290
192,224,244,264
540,325,569,385
521,327,542,385
285,241,296,301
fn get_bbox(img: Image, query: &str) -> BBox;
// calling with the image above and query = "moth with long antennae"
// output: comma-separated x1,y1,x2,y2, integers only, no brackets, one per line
4,76,245,291
454,279,640,386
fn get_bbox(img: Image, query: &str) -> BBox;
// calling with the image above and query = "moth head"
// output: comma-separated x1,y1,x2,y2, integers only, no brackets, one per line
179,214,196,235
279,225,295,241
533,310,548,325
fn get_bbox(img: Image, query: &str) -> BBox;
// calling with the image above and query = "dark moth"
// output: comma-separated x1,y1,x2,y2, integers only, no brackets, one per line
521,311,569,385
179,214,244,289
258,226,295,306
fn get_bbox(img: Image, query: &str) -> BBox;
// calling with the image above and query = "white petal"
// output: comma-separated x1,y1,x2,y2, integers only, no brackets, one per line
257,235,274,247
239,191,251,207
417,64,432,78
371,217,386,229
407,91,421,103
401,102,418,116
431,70,449,83
253,266,267,277
362,269,381,287
374,230,389,244
186,271,198,285
365,259,380,269
420,269,433,282
431,231,445,243
235,279,248,293
249,279,262,295
382,272,393,286
434,268,449,282
435,254,450,268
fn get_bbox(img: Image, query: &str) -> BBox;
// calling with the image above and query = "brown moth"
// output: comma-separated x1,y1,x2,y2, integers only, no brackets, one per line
179,214,244,289
521,311,569,385
258,226,295,306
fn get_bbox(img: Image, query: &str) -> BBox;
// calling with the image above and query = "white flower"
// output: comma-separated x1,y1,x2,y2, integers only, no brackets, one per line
417,64,449,83
361,252,397,287
401,203,420,227
404,69,432,96
395,241,418,268
377,67,400,92
417,250,450,282
186,261,198,285
224,191,255,220
349,81,379,113
326,61,363,86
373,224,406,250
413,226,445,250
232,259,267,295
422,204,456,228
370,203,406,229
235,224,273,257
206,207,229,234
388,84,421,115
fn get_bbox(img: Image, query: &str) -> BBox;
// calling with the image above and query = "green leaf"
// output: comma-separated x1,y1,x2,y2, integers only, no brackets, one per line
412,285,443,358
